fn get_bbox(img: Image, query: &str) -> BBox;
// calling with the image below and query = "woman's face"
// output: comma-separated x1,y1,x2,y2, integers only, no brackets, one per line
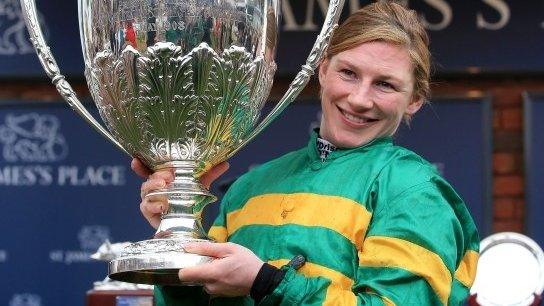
318,41,423,148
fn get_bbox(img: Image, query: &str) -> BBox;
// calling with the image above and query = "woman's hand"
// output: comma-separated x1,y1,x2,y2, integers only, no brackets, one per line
180,242,264,297
132,158,230,229
137,166,174,229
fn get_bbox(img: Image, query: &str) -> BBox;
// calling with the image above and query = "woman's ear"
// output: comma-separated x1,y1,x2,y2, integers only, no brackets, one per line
403,96,425,125
318,58,330,87
405,95,424,116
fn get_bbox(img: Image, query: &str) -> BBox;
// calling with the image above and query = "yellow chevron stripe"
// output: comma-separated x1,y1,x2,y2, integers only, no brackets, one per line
359,236,452,306
226,193,372,250
268,259,354,290
270,259,396,305
207,225,228,242
323,283,357,306
382,296,396,306
454,250,479,288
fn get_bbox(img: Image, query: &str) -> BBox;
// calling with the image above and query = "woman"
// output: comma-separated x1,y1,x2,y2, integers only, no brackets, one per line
134,2,480,305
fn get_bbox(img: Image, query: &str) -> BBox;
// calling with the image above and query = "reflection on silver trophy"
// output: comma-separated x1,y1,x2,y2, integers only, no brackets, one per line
20,0,343,284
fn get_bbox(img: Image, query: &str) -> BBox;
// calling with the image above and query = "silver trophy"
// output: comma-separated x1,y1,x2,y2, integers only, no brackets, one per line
20,0,344,285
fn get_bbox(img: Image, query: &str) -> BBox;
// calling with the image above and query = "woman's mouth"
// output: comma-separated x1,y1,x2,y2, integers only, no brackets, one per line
338,106,378,125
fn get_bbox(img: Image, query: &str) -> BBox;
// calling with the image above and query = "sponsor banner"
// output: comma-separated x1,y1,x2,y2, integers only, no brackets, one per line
0,102,150,306
279,0,544,74
524,93,544,249
2,0,544,77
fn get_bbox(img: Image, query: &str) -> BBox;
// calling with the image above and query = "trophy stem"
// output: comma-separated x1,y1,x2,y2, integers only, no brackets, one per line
150,160,217,240
108,160,217,285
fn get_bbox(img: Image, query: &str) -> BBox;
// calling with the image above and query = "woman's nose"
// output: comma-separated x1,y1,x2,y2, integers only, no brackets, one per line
347,83,374,111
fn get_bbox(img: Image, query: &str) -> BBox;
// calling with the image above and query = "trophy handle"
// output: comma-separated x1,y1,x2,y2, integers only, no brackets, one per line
228,0,345,159
19,0,128,155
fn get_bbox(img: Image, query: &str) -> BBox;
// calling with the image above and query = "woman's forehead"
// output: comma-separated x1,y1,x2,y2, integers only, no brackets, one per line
333,42,414,80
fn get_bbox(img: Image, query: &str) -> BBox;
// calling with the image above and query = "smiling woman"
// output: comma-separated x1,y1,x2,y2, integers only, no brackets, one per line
319,41,423,147
318,2,431,148
135,2,480,306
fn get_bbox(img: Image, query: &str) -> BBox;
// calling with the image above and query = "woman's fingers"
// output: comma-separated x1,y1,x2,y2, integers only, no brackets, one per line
140,170,175,198
200,162,230,189
179,261,217,284
133,158,227,189
131,158,176,182
183,242,235,258
140,178,166,199
140,195,167,229
140,177,170,229
178,242,263,297
148,168,175,183
131,158,152,178
136,160,228,229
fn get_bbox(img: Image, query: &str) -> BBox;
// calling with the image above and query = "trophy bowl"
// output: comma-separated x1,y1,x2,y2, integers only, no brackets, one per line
21,0,344,285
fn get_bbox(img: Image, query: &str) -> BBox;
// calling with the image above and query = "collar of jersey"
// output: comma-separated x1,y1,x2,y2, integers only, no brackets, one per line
307,129,393,162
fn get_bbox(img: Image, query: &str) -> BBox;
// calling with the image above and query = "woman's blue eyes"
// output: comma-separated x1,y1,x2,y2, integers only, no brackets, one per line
338,70,397,91
340,69,356,78
376,81,395,90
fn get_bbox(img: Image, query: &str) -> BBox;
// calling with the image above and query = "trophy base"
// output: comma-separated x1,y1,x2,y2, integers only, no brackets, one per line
108,238,212,285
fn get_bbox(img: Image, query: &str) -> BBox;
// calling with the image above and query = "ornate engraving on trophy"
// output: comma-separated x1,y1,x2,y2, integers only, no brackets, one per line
88,41,275,170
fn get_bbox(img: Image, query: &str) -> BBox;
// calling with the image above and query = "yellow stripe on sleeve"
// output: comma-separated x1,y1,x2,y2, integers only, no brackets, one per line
269,259,356,306
381,296,396,306
454,250,479,288
269,259,400,306
359,236,452,306
226,193,372,250
323,283,357,306
207,225,228,242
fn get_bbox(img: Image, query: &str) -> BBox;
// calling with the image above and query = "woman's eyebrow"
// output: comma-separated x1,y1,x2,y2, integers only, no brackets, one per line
335,58,408,85
335,58,358,69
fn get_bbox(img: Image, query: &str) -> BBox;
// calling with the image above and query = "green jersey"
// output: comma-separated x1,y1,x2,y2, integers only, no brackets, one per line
156,131,479,306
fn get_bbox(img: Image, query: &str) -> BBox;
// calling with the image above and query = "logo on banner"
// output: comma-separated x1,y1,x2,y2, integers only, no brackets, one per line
9,294,41,306
0,249,7,262
0,0,48,56
0,113,68,162
50,225,111,264
78,225,110,251
0,113,127,186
